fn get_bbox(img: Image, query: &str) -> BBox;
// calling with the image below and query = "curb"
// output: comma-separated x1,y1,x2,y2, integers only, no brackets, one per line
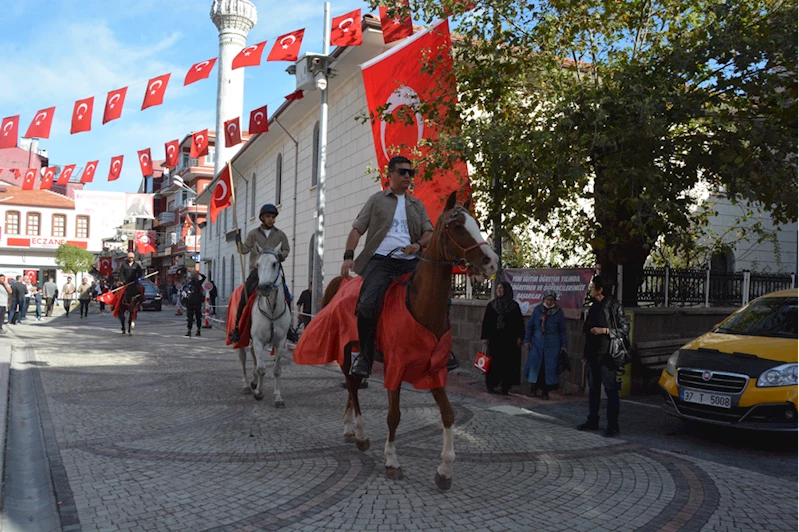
0,339,10,518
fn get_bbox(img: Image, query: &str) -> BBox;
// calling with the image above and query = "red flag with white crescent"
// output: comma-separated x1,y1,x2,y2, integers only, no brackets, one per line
21,168,37,190
96,290,117,305
331,9,362,47
40,166,57,189
56,164,76,185
249,106,268,134
361,19,469,222
210,165,232,223
109,155,124,181
190,129,209,158
284,90,304,101
232,41,267,69
0,115,19,149
80,160,99,183
137,148,153,176
103,87,128,124
141,73,170,110
24,107,55,139
267,29,304,62
164,139,179,168
224,117,242,147
71,97,94,134
99,256,113,277
134,231,157,254
184,57,217,85
379,1,414,44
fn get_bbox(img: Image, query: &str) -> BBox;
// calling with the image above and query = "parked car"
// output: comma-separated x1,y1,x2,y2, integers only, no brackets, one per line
140,279,162,311
659,289,798,431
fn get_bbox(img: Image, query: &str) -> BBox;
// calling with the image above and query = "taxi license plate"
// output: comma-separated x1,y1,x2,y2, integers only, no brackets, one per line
680,389,732,409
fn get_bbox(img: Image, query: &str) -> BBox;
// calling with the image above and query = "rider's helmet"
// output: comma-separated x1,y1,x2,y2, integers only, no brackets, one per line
259,204,279,218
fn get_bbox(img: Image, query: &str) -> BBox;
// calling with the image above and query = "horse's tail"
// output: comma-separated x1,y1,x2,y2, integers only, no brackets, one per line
321,276,347,308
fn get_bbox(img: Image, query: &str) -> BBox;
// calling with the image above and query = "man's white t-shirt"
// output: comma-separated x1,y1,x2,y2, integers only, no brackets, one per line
375,194,415,260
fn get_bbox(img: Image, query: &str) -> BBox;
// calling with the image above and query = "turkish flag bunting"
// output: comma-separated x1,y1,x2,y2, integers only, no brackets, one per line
185,57,218,85
0,115,19,149
331,9,363,47
379,1,414,44
190,129,209,158
137,148,153,176
40,167,57,190
224,117,242,147
249,106,268,134
109,155,124,181
164,139,180,168
210,165,233,223
21,168,37,190
12,168,21,179
71,97,94,134
103,87,128,124
81,160,99,183
182,214,192,240
56,164,76,185
135,231,157,254
98,256,114,277
285,90,304,101
24,107,55,139
141,73,171,110
267,29,304,62
232,41,267,69
361,19,468,222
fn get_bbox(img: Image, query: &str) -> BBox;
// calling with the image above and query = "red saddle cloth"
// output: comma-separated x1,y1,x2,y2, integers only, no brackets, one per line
226,284,257,349
293,275,451,391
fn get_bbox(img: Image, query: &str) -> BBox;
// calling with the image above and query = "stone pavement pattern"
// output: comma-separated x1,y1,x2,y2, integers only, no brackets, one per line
2,309,796,532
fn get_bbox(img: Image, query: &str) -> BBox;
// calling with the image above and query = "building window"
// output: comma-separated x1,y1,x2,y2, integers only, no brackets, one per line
230,254,235,299
276,154,283,205
221,257,226,299
26,212,40,236
312,121,320,187
76,216,89,238
6,211,20,235
308,234,316,288
52,214,66,237
223,206,228,232
207,146,215,166
215,215,220,236
251,172,256,218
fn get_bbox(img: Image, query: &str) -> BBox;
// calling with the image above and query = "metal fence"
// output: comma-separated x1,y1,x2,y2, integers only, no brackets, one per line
450,273,492,300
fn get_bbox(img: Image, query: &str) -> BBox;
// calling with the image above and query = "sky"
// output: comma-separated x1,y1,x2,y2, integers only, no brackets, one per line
0,0,366,193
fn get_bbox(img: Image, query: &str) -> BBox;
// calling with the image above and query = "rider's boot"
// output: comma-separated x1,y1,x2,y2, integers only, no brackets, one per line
351,317,375,378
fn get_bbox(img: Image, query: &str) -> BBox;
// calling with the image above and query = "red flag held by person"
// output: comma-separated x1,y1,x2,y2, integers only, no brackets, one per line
71,97,94,134
224,117,242,147
232,41,267,69
361,19,468,222
109,155,124,181
141,73,170,110
98,256,113,277
267,30,304,62
21,168,37,190
137,148,153,176
24,108,55,139
249,106,268,134
81,161,99,183
40,167,57,189
184,57,217,85
190,129,209,158
103,87,127,124
57,164,76,185
209,165,233,223
284,90,304,101
135,231,157,254
0,115,19,149
331,9,362,47
379,1,414,44
164,139,179,168
96,290,117,305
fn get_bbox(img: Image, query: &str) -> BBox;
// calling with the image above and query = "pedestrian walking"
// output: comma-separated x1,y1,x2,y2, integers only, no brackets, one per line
33,287,43,321
98,281,109,314
0,274,11,333
78,278,92,318
8,276,26,325
209,280,218,315
183,271,206,337
23,277,36,320
524,290,568,400
61,277,76,318
577,274,630,437
43,277,58,317
296,281,312,329
480,281,525,395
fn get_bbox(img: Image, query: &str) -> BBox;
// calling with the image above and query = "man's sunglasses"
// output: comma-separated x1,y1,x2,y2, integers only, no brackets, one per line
395,168,416,177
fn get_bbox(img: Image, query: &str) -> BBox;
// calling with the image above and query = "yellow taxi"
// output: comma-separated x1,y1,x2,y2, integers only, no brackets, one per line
659,289,798,431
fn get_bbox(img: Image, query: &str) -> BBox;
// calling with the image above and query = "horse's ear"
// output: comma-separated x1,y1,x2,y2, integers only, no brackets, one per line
463,198,471,211
445,191,457,212
274,242,282,255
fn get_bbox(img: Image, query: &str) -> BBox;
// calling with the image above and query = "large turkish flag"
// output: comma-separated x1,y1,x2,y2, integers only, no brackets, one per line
360,19,469,222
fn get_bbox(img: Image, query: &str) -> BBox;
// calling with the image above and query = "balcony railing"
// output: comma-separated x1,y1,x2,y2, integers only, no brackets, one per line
158,212,176,224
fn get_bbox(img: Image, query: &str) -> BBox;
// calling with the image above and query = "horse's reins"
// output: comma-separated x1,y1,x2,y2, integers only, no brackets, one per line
413,207,491,268
255,249,289,344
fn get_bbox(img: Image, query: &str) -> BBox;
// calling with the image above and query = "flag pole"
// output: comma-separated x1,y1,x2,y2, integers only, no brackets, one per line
109,271,159,294
228,160,249,301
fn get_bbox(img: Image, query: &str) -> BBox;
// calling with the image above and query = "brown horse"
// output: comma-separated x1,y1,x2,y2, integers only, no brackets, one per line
115,283,142,335
302,192,498,490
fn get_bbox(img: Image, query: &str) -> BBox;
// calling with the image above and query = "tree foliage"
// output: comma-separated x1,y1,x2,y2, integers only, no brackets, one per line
55,244,95,275
372,0,797,303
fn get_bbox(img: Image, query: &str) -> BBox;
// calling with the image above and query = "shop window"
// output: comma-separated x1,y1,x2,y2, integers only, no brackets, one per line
26,212,40,236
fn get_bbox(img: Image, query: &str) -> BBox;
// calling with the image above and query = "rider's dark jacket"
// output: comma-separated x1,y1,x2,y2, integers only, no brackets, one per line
118,261,143,284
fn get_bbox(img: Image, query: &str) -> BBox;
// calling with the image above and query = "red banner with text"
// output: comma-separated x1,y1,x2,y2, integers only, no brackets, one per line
502,268,594,319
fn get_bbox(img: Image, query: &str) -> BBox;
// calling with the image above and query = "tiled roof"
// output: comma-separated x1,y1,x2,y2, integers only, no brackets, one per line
0,185,74,209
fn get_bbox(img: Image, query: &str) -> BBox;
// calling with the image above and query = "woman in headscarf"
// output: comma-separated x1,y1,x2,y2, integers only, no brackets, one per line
524,290,568,399
480,281,525,395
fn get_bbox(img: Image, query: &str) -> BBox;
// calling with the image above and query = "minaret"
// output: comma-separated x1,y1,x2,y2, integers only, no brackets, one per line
210,0,257,175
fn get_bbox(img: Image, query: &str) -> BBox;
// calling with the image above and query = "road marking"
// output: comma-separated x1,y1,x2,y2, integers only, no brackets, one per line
621,399,662,410
488,404,560,422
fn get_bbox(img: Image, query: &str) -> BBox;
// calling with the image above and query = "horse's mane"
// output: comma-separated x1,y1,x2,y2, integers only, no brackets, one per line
321,276,347,308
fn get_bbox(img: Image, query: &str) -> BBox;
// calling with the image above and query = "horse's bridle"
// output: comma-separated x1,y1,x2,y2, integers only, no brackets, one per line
418,207,491,269
255,249,289,344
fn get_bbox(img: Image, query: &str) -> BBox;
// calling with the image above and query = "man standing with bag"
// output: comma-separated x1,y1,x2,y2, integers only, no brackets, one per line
43,277,58,317
183,271,206,337
8,276,27,324
61,277,76,318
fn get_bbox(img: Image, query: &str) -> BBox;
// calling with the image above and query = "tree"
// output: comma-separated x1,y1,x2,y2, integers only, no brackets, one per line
374,0,797,304
55,244,95,275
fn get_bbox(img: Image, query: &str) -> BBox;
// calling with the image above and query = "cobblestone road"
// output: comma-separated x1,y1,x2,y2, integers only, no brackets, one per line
1,307,795,532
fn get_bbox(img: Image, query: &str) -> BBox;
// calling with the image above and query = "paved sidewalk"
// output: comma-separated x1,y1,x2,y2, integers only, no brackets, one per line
1,309,795,531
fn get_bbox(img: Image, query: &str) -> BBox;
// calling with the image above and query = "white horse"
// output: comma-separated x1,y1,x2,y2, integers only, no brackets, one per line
236,244,292,407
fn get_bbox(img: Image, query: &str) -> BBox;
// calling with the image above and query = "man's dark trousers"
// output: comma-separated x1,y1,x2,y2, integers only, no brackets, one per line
234,269,260,328
8,299,23,324
586,357,620,429
186,305,202,331
45,297,55,317
355,256,419,374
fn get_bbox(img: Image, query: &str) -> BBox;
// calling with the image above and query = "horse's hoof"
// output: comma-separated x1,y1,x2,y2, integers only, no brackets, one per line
254,392,264,401
250,382,257,390
344,433,356,443
356,439,370,452
274,400,286,408
435,472,452,491
242,386,252,394
386,466,403,480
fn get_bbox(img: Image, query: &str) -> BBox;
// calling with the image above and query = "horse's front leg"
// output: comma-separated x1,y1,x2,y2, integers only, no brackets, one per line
272,339,286,408
238,348,252,394
250,340,267,401
384,388,402,479
431,387,455,490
